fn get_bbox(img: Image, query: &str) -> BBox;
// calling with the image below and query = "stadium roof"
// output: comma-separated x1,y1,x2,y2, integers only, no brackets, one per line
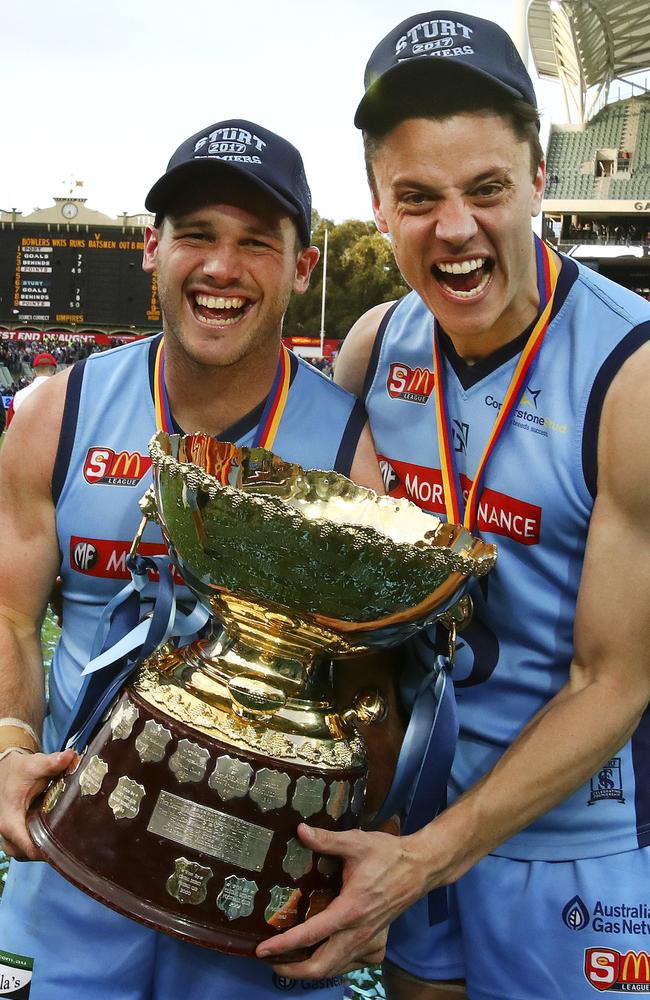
527,0,650,122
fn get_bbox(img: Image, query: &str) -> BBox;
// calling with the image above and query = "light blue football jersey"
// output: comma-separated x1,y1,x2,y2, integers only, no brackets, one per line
365,256,650,860
48,334,366,748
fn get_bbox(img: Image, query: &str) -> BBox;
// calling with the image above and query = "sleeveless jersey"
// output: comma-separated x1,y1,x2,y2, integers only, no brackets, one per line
365,256,650,860
48,335,366,746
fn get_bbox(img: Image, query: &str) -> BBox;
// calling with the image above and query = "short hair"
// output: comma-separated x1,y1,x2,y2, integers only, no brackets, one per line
363,69,543,191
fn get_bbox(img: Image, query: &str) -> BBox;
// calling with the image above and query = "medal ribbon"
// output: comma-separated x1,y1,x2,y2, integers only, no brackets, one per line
433,237,559,531
153,337,291,449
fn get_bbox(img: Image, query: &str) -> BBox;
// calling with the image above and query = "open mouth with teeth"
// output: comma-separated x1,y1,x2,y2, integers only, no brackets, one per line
433,257,494,299
193,294,250,326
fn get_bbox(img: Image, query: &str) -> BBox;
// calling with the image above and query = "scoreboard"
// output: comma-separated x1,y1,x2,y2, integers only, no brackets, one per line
0,224,160,329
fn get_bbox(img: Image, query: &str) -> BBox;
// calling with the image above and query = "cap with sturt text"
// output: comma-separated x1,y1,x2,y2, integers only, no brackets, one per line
145,119,312,246
355,10,537,129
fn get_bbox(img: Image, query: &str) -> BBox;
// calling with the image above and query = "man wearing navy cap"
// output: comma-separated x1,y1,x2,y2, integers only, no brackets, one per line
0,119,382,999
257,12,650,999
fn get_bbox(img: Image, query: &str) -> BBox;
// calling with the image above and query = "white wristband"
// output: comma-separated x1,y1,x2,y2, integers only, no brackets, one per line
0,718,41,747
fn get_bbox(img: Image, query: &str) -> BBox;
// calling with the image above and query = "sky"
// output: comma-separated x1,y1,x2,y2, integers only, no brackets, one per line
2,0,565,224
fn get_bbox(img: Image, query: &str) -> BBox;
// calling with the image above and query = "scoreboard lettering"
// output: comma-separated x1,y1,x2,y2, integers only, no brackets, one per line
0,225,160,328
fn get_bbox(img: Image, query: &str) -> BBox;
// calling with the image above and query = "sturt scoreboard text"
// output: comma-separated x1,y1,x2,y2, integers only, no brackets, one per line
0,224,160,328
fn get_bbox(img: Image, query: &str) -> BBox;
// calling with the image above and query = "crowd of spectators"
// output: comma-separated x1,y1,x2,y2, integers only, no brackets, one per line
1,337,107,402
306,355,334,378
562,219,650,245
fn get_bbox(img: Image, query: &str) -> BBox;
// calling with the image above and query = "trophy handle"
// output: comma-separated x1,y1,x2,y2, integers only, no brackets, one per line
332,648,407,827
129,487,161,560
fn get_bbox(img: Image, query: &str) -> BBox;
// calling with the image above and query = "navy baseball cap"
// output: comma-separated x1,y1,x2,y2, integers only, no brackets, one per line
355,10,537,129
145,119,312,245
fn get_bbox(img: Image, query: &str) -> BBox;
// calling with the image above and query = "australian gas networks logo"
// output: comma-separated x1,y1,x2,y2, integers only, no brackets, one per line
484,386,567,437
563,894,650,936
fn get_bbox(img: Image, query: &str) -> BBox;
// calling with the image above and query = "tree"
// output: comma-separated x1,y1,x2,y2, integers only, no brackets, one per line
283,213,409,343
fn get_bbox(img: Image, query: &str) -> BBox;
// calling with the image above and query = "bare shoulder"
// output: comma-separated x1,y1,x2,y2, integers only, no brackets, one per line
0,367,72,491
597,340,650,513
334,301,396,398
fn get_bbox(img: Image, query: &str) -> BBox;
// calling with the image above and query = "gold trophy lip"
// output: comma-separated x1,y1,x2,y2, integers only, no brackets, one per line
149,431,497,636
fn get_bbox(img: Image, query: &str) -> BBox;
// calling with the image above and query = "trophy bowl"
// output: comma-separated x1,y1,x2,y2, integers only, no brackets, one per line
29,432,496,956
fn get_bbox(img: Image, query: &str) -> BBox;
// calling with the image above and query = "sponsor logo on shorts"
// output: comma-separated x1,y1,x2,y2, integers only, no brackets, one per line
377,455,542,545
271,972,343,991
588,758,625,806
0,949,33,998
564,895,591,930
386,362,434,403
69,536,182,583
83,447,152,486
585,947,650,991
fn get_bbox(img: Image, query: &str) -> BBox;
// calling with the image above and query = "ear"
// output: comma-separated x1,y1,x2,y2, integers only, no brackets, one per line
531,160,545,218
142,224,160,273
372,190,389,234
293,246,320,295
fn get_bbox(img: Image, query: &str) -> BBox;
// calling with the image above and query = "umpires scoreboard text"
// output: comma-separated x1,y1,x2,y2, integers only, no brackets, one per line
0,225,160,329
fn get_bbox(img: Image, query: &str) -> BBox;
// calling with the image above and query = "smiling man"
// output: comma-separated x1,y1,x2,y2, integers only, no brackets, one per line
0,119,382,1000
255,13,650,1000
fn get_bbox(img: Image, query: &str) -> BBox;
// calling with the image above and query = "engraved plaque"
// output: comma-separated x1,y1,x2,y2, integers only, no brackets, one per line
209,755,253,801
79,755,108,797
326,780,350,820
42,777,65,813
292,775,325,819
135,720,172,764
110,700,139,740
282,838,313,881
108,776,146,820
350,777,366,817
317,855,341,878
216,875,258,921
147,790,273,873
265,886,302,929
169,739,210,783
306,889,335,920
166,857,212,905
249,768,291,812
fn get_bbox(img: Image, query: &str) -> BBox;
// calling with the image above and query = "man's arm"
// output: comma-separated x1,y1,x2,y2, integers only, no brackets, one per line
334,302,394,398
348,422,384,494
336,304,393,494
0,370,77,859
257,343,650,977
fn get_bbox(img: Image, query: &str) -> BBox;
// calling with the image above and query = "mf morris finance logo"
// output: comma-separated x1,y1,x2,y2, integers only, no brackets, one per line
379,458,401,493
387,362,434,403
585,947,650,992
83,447,152,486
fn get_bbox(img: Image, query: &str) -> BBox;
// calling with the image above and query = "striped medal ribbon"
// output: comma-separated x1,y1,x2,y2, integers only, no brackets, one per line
432,236,559,532
153,337,291,450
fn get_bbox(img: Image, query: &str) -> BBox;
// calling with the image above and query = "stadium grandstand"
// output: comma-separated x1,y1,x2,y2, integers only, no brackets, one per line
528,0,650,298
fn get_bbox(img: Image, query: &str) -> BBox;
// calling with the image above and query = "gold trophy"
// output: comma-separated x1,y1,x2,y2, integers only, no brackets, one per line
29,432,495,956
